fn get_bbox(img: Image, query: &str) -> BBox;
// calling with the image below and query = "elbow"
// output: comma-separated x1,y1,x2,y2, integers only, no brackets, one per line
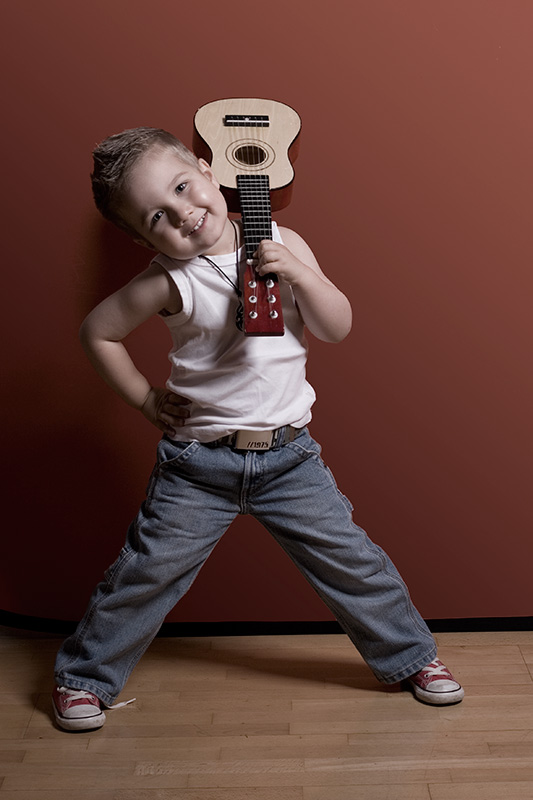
312,298,353,343
324,326,351,344
79,317,91,351
326,307,353,344
79,313,102,357
329,297,352,342
314,318,352,344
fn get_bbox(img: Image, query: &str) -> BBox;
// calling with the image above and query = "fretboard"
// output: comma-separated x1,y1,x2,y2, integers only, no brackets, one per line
236,174,273,259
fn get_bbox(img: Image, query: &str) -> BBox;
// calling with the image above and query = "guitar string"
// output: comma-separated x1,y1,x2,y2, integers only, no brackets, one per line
243,109,278,325
236,113,262,326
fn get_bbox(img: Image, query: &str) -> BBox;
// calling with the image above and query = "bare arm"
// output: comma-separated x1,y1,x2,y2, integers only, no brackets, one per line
253,227,352,343
79,263,190,434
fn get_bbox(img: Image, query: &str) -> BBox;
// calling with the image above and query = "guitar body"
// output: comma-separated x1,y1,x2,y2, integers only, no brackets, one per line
193,98,301,335
193,97,301,213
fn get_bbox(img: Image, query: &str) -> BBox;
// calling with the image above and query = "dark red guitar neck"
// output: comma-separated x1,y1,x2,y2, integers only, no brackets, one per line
237,174,284,336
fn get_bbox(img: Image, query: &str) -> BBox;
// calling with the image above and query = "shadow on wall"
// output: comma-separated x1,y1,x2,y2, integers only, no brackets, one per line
80,216,151,313
4,420,151,620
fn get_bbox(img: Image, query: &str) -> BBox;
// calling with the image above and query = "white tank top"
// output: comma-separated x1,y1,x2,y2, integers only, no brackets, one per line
151,223,315,442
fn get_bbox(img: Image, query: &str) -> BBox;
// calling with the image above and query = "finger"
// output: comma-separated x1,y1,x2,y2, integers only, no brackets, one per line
257,254,277,272
158,417,181,435
162,396,191,413
251,240,274,261
165,393,191,405
256,257,279,276
161,409,189,428
154,418,174,434
163,402,190,417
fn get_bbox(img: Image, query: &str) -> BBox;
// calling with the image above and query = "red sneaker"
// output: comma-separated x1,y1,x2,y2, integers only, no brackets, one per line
407,658,464,705
52,686,106,731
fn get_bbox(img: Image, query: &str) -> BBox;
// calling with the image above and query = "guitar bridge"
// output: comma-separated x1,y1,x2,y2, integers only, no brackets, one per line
224,115,269,127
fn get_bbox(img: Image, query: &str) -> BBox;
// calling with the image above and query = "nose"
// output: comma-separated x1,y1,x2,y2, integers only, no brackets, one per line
171,202,193,229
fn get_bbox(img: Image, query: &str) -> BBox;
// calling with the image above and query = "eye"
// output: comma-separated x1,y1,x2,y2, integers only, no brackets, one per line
175,182,187,193
151,210,164,227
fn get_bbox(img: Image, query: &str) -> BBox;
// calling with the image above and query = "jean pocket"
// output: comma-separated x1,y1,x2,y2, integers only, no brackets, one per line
144,438,199,498
156,437,199,468
287,429,322,459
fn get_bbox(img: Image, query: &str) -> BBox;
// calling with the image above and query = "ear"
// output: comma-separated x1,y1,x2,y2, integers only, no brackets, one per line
197,158,220,188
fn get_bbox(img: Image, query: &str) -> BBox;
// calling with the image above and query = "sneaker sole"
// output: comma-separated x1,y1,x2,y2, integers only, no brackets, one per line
53,701,106,731
408,682,465,706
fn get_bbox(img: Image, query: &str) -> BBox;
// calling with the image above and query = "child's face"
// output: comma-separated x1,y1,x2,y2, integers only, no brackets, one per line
119,147,231,259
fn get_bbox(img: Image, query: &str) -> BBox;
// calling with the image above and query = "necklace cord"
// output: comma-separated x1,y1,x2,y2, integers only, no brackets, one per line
200,220,244,330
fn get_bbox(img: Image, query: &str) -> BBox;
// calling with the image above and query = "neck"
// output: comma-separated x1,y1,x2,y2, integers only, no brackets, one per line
204,218,240,257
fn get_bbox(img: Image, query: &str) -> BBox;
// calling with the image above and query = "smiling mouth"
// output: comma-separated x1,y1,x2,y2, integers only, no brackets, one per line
188,214,206,235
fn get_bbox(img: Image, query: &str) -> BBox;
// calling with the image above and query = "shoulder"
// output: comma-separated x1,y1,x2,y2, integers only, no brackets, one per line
120,262,181,313
276,226,313,256
86,262,183,331
276,226,324,275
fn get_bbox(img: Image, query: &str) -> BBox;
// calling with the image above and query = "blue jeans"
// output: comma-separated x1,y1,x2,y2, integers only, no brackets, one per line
55,429,436,706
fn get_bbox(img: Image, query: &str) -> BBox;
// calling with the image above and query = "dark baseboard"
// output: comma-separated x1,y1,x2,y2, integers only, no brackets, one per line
1,609,532,637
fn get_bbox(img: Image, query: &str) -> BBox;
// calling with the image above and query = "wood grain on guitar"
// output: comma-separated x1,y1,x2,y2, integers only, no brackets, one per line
193,98,301,336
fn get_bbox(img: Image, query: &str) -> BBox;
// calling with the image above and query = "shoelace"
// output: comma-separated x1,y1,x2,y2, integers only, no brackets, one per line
420,660,452,679
59,687,96,703
58,686,136,709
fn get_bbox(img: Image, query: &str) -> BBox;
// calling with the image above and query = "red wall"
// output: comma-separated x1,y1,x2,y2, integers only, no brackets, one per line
2,0,532,623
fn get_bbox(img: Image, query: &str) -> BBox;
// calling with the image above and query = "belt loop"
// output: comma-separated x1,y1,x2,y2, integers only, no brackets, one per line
273,425,288,449
272,425,296,449
271,426,282,449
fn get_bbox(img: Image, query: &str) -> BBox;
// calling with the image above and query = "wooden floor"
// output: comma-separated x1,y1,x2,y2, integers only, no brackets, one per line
1,627,533,799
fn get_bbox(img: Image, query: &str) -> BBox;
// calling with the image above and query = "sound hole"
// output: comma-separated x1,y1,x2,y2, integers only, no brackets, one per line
233,144,268,166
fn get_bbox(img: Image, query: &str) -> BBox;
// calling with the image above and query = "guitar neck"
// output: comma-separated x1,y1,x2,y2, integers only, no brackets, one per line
237,174,273,256
237,174,284,336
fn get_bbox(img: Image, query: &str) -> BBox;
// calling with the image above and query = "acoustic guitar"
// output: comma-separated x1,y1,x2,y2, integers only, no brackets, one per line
193,98,301,336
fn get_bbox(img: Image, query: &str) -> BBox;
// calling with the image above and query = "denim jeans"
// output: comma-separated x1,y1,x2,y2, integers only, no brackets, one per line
55,429,436,706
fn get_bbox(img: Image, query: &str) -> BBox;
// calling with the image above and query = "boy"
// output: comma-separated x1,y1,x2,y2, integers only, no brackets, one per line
53,127,463,732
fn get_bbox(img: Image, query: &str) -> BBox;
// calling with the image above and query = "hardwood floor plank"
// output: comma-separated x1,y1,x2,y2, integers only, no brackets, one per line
0,792,307,800
429,781,533,799
434,632,533,646
209,634,349,651
218,731,489,762
89,732,344,749
305,786,431,800
435,644,524,663
0,751,24,764
185,765,452,788
290,694,533,735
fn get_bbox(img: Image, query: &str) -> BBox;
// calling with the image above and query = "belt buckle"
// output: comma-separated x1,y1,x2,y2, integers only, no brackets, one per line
234,429,274,450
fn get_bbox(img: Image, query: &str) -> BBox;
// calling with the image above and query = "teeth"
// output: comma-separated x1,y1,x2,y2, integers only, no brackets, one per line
189,214,205,235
